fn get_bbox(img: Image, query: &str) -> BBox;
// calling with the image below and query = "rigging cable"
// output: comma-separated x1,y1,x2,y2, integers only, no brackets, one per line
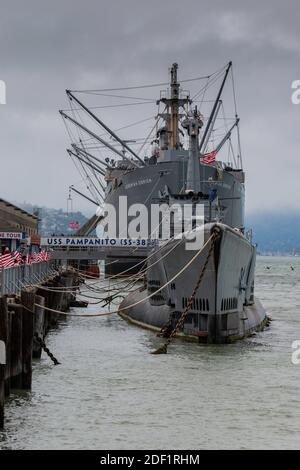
69,96,105,202
231,65,243,169
70,73,213,94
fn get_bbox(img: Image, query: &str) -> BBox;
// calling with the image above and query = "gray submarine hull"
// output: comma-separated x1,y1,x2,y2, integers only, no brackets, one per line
118,224,267,344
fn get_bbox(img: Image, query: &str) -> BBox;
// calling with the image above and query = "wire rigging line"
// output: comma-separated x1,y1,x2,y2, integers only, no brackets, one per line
191,64,228,101
137,106,166,156
230,66,243,168
70,102,106,194
71,153,101,204
61,101,156,111
62,116,100,201
68,98,104,202
71,92,157,101
229,137,238,168
70,74,213,94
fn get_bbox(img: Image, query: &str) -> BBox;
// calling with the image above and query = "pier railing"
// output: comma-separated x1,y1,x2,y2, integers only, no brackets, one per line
0,262,54,296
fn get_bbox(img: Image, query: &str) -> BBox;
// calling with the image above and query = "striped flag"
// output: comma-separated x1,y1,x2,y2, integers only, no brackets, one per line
200,150,217,165
30,252,39,263
43,250,51,261
25,251,50,264
38,250,51,262
31,251,44,263
12,250,22,265
40,251,47,261
0,252,15,268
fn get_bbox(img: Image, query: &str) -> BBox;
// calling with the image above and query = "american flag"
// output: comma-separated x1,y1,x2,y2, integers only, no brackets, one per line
200,150,217,165
0,252,15,268
12,250,22,265
40,250,51,261
69,221,80,230
30,252,39,263
31,250,51,263
0,250,50,268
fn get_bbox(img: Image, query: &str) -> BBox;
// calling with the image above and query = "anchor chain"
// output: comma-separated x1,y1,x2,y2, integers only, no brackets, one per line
152,230,219,354
34,333,61,365
157,318,173,338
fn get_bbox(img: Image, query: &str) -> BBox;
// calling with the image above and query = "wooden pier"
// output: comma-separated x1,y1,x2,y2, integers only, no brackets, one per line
0,264,79,427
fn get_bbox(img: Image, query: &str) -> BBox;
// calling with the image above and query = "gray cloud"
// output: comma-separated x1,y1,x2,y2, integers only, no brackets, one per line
0,0,299,214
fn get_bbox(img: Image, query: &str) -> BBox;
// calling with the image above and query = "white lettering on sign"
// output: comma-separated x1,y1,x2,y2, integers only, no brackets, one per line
40,237,158,247
124,178,152,190
0,340,6,365
0,232,23,239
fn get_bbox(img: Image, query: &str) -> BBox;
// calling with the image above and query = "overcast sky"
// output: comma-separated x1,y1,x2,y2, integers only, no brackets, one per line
0,0,299,215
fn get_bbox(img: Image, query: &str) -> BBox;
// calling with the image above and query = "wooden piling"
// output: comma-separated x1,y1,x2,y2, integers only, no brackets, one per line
4,310,13,397
33,295,45,359
20,289,35,390
0,357,4,428
8,304,23,389
0,297,8,428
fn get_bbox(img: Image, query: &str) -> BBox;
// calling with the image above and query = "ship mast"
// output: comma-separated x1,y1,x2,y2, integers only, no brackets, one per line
158,63,191,150
170,63,180,149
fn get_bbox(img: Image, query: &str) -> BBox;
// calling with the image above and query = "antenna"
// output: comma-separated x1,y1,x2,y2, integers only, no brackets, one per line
67,188,73,215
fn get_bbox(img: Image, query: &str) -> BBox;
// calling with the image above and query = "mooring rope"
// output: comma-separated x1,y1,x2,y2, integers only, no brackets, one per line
30,233,216,318
29,235,186,298
77,236,186,290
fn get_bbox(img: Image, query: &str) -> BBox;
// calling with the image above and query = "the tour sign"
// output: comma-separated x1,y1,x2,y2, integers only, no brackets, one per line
40,237,158,247
0,232,23,239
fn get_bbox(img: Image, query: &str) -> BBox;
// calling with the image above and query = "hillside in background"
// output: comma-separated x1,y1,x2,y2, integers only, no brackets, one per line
246,211,300,255
19,202,88,236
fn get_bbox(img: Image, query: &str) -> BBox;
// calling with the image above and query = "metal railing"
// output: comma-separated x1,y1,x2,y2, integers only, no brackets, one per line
0,261,54,296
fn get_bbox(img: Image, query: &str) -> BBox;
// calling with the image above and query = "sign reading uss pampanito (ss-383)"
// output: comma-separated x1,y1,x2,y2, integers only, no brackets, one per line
40,237,157,247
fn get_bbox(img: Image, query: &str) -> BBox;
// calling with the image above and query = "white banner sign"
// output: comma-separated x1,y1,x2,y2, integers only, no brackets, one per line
40,237,158,247
0,231,23,239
